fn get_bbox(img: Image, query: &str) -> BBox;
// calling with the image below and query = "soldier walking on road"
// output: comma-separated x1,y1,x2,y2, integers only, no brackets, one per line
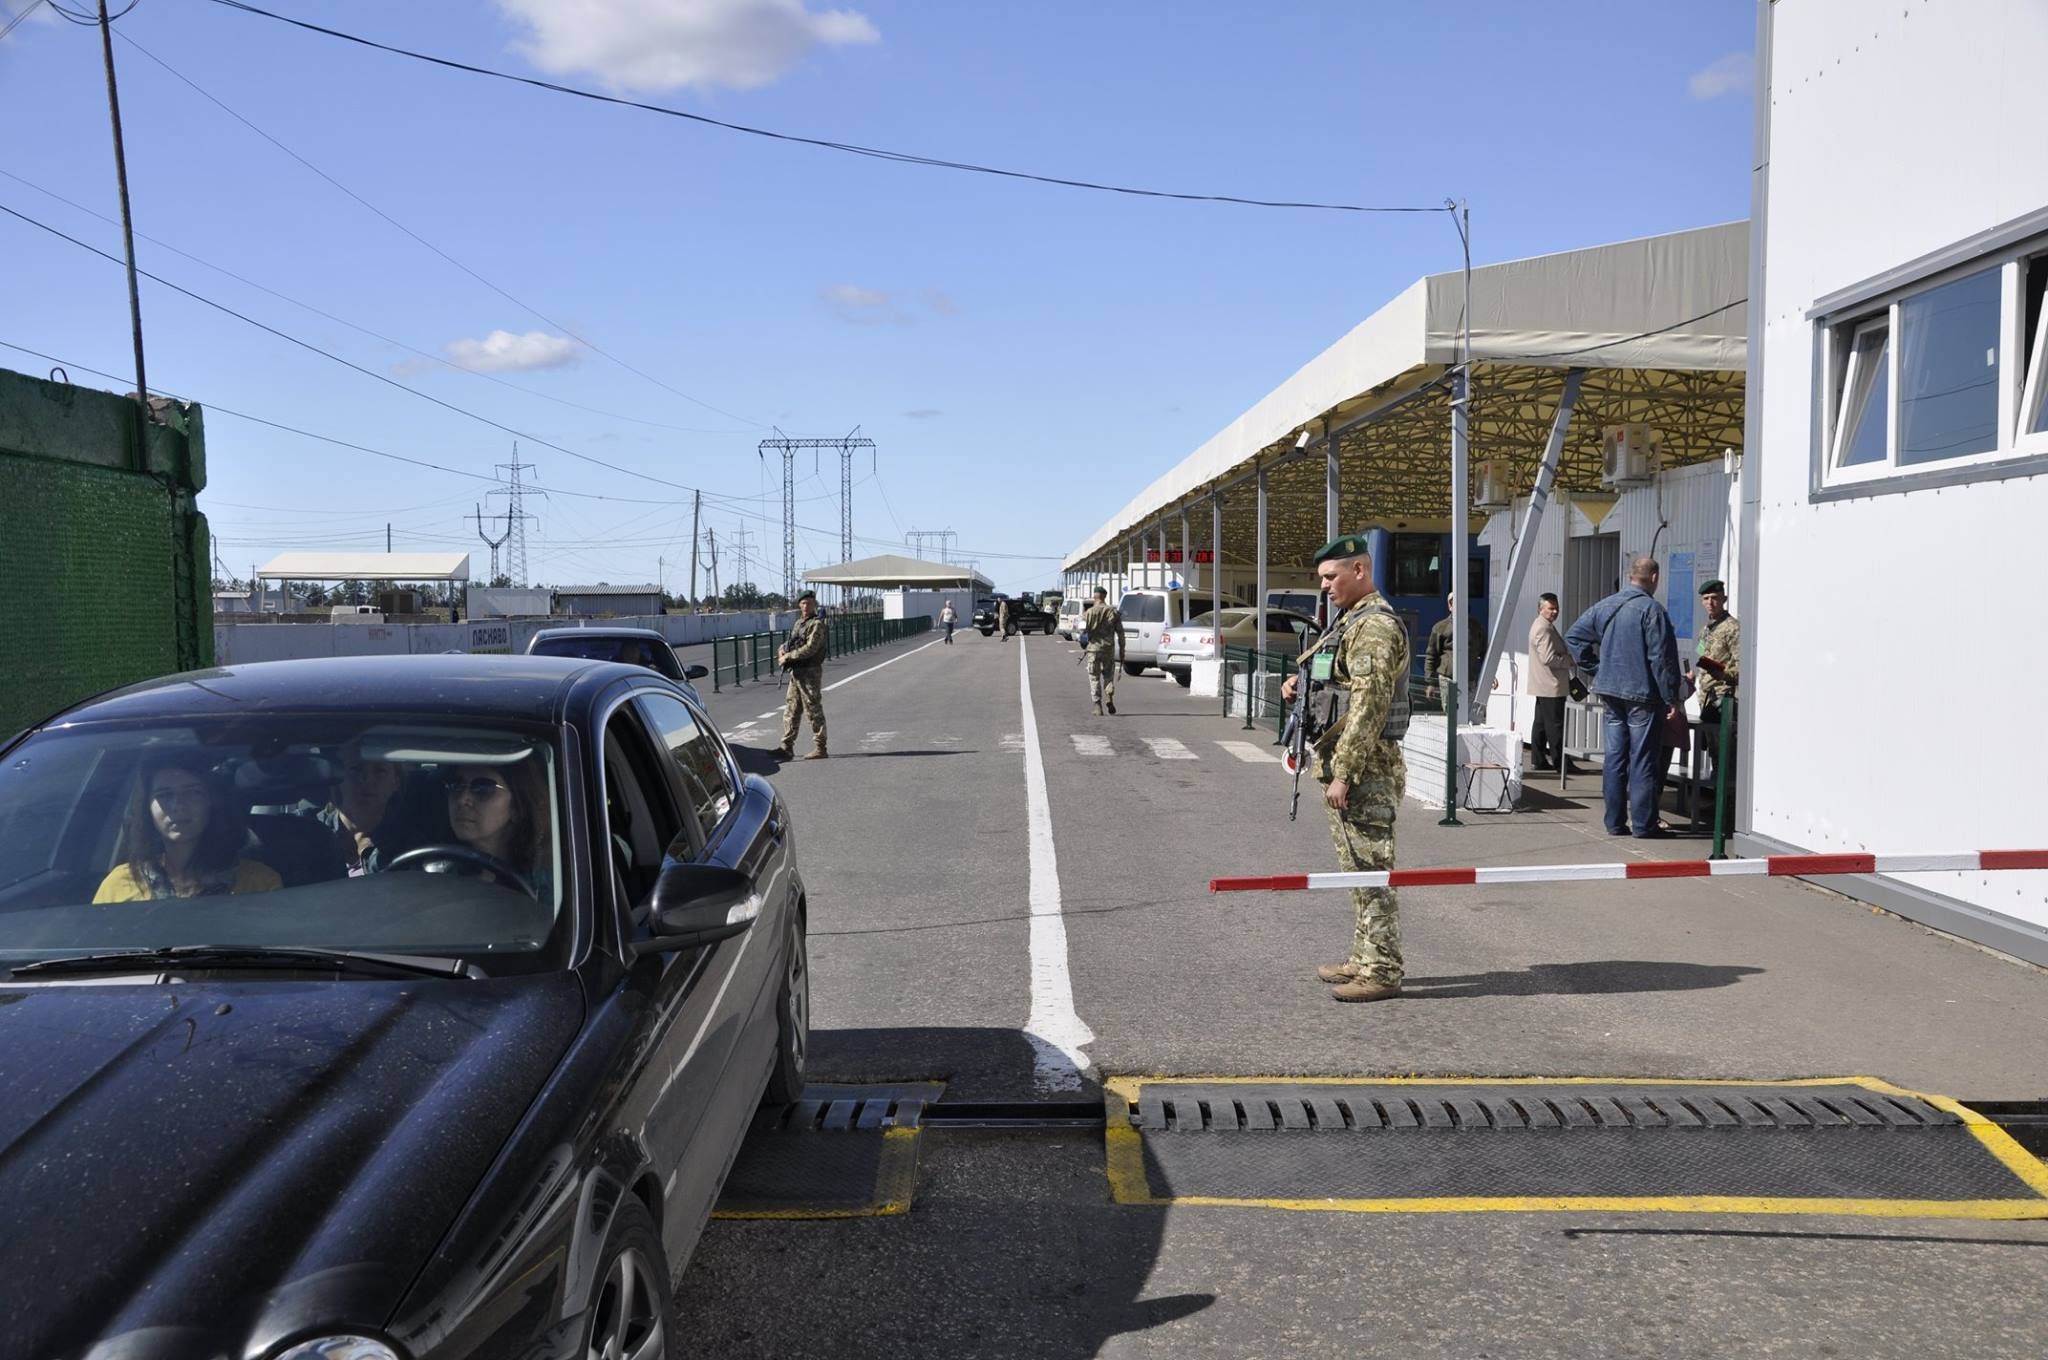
1281,534,1412,1003
998,596,1015,641
1079,587,1124,716
772,591,829,761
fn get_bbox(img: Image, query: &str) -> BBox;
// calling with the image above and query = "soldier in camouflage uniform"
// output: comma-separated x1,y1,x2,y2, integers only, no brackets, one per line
1078,587,1124,715
773,591,829,760
1693,578,1740,798
1281,533,1412,1003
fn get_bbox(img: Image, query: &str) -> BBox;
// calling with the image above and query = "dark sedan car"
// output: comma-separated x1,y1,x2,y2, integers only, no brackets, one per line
0,655,809,1360
524,627,709,703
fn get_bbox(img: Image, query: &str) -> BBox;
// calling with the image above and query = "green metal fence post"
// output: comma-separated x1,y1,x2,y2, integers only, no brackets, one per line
1439,679,1463,826
711,635,722,692
1710,695,1735,860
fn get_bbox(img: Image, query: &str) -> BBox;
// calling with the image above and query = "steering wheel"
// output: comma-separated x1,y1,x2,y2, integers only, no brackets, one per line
385,843,540,901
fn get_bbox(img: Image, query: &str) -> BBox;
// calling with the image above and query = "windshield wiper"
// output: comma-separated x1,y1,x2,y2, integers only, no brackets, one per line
7,944,479,981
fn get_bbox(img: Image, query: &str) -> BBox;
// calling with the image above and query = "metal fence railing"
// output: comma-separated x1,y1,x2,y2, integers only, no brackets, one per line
710,613,933,691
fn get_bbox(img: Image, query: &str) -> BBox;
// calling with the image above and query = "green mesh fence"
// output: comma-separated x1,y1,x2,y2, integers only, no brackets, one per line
0,369,211,736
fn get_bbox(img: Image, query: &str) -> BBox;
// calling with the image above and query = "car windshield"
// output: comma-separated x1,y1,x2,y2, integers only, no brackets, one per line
0,715,568,975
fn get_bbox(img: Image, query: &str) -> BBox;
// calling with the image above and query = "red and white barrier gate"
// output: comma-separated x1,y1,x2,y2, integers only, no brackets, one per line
1209,850,2048,894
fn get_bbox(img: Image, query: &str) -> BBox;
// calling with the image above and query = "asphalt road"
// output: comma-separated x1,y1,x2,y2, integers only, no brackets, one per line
677,628,2048,1358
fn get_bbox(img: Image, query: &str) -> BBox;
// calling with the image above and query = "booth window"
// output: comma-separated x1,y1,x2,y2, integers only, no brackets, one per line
2022,254,2048,438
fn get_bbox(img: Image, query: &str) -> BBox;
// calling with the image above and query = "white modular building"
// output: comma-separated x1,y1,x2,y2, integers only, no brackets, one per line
1742,0,2048,962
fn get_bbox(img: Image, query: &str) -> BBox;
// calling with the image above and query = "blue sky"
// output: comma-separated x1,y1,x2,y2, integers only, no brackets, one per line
1,1,1754,595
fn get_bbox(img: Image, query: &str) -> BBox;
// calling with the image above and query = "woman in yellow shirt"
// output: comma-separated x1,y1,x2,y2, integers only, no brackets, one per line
93,756,282,903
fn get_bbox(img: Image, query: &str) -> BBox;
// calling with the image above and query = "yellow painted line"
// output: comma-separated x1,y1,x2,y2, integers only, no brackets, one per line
1101,1074,2048,1220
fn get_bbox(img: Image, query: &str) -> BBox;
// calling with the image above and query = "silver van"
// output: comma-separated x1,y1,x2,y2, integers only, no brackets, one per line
1118,587,1248,675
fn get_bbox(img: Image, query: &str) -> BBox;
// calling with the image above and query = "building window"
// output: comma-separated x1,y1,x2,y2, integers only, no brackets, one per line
1388,534,1442,596
1820,248,2048,488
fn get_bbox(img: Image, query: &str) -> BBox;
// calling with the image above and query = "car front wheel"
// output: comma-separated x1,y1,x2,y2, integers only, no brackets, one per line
763,911,809,1105
583,1198,678,1360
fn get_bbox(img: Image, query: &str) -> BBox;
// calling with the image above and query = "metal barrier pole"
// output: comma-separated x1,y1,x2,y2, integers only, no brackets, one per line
1439,679,1463,826
1711,695,1735,860
711,636,722,692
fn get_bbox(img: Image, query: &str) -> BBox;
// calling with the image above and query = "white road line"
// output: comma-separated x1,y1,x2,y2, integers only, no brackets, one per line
859,731,898,749
823,636,945,693
999,732,1027,753
735,720,758,730
756,711,778,720
1140,736,1198,760
1216,740,1280,764
1070,733,1112,757
1017,640,1093,1092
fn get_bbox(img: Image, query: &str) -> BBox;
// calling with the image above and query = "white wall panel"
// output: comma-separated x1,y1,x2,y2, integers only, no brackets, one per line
1755,0,2048,931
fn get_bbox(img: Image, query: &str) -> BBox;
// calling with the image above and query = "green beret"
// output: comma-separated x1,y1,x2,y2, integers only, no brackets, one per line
1311,533,1371,564
797,589,817,602
1698,579,1726,596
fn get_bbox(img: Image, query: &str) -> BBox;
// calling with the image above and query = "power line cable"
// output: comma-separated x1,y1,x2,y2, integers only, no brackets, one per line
0,198,761,497
0,167,752,438
116,24,764,427
1,1,51,41
201,0,1448,217
0,338,1065,556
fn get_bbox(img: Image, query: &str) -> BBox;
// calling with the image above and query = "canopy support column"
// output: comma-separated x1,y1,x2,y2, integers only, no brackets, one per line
1325,437,1340,544
1470,368,1584,724
1211,494,1223,665
1255,463,1269,693
1178,505,1190,591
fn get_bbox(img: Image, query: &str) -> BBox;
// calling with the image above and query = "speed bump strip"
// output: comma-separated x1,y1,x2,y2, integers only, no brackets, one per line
714,1082,942,1220
1102,1076,2048,1220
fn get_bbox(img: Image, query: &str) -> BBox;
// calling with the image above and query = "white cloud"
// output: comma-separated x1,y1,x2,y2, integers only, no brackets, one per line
446,329,582,372
821,283,894,324
902,408,942,420
1687,52,1753,101
495,0,878,94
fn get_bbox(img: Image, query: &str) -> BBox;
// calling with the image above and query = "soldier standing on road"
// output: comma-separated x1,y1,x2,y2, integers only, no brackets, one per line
1280,534,1412,1003
998,596,1015,642
772,591,829,761
1079,586,1124,716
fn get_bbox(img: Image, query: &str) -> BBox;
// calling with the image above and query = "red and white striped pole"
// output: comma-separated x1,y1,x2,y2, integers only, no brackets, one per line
1210,850,2048,894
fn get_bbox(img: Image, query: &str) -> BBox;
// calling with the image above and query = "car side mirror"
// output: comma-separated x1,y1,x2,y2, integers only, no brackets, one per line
634,863,759,954
682,664,709,681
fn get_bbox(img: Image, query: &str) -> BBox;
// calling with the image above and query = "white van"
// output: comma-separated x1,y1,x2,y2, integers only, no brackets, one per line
1117,587,1248,674
329,605,384,624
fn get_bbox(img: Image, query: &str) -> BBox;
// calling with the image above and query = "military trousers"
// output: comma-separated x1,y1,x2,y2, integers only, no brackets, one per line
1086,649,1118,708
780,667,826,752
1322,786,1402,986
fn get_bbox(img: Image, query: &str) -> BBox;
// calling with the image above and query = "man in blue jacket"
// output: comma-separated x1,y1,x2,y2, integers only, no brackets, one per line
1565,556,1681,839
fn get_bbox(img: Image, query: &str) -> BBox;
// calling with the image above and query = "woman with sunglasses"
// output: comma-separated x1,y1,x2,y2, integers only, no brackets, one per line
94,755,283,902
441,756,553,897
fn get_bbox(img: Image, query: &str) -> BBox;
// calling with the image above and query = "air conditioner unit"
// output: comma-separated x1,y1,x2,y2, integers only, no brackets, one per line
1473,459,1513,512
1601,425,1661,488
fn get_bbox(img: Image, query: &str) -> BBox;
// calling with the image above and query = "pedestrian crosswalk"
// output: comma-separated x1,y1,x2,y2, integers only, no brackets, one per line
1061,732,1284,764
1139,736,1198,760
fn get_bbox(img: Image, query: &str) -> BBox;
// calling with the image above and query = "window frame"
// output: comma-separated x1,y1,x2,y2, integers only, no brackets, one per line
632,691,739,853
1813,238,2048,498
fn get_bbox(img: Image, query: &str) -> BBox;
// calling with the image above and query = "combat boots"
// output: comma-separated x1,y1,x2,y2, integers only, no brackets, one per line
1330,977,1402,1003
771,746,794,761
802,747,828,760
1315,963,1359,983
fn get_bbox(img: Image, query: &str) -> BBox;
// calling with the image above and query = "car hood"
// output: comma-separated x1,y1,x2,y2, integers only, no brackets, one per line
0,972,584,1359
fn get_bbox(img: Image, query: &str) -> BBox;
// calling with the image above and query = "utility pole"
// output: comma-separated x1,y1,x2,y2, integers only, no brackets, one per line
94,0,148,414
730,526,758,592
687,489,701,609
704,527,721,604
386,523,392,553
758,429,875,600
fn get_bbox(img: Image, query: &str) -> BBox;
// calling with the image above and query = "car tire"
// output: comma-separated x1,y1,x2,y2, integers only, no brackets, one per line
762,911,809,1106
1173,671,1192,688
979,628,993,637
582,1198,679,1360
1122,662,1144,677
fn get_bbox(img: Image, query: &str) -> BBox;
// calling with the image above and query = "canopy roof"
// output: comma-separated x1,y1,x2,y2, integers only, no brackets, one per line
1065,222,1747,572
256,552,470,582
804,553,993,590
553,583,661,596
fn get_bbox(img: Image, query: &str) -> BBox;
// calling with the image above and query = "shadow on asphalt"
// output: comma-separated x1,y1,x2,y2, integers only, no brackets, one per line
680,1027,1215,1357
853,749,978,759
1403,959,1764,998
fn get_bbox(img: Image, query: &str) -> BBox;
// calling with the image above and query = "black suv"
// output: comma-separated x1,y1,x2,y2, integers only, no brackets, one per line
973,594,1054,636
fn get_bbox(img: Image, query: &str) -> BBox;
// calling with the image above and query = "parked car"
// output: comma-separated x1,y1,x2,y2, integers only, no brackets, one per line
527,625,709,702
0,654,809,1359
1156,608,1319,686
1056,597,1088,639
1116,587,1250,674
1265,588,1324,624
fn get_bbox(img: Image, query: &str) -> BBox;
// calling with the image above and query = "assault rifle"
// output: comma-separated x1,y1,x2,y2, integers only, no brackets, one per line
1280,649,1315,821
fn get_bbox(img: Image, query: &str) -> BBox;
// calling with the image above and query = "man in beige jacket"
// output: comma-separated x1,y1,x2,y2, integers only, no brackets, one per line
1527,591,1580,774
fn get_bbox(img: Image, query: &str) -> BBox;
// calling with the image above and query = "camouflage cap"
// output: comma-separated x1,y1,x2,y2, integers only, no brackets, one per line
1311,533,1372,564
1698,579,1726,596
